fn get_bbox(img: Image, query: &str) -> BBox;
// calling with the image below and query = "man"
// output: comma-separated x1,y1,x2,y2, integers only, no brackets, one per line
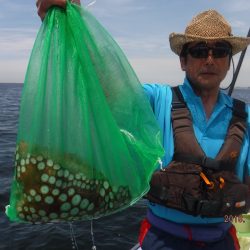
37,1,250,249
139,10,250,250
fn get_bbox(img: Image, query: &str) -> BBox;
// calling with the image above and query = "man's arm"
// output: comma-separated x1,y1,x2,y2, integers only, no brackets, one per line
36,0,81,20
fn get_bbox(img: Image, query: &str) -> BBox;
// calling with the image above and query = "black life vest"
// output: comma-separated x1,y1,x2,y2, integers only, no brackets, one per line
147,86,249,217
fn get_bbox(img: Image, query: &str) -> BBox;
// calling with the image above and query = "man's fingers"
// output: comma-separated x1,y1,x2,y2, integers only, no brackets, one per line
36,0,81,21
71,0,81,5
54,0,67,8
36,0,67,21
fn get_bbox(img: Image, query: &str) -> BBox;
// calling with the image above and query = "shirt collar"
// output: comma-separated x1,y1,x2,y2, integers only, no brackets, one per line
181,77,233,108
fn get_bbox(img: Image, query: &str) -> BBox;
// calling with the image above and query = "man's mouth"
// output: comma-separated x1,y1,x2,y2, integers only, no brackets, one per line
200,71,217,75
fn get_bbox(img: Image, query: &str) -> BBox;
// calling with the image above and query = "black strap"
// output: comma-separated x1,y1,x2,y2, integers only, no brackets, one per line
232,98,247,119
173,153,234,171
171,86,186,110
171,86,247,171
172,86,247,119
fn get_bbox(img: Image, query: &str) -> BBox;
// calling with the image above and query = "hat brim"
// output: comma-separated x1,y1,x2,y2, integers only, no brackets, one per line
169,33,250,56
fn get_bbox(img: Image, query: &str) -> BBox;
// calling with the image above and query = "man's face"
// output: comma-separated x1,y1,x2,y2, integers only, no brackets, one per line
180,41,231,91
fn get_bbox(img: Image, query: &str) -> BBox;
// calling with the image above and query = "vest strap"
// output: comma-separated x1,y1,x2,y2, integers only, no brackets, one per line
232,99,247,119
173,153,234,171
171,86,248,171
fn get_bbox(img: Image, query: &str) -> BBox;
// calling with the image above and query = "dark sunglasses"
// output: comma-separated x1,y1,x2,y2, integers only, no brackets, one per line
187,44,232,59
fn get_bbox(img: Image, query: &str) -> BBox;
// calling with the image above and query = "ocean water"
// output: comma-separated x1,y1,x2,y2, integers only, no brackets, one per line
0,83,249,250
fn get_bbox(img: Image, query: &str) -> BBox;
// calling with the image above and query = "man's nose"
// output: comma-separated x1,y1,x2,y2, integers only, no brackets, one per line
205,50,215,64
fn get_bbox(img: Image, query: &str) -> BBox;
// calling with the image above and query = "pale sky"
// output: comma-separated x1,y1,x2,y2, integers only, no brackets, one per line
0,0,249,87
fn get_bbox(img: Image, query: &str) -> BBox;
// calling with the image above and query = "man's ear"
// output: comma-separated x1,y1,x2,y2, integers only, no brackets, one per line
228,56,231,70
180,57,186,71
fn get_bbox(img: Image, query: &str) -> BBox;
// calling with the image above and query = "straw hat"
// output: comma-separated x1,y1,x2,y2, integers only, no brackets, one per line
169,9,250,56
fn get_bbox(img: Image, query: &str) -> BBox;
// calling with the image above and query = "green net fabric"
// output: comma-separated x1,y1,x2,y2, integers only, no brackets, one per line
6,2,164,223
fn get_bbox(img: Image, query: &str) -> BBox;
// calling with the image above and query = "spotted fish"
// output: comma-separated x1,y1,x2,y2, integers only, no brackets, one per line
14,141,131,223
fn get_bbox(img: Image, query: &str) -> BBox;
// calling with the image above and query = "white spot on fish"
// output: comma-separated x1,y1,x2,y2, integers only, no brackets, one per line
41,174,49,182
68,174,74,181
40,185,49,194
19,213,25,219
59,193,67,202
55,179,62,187
35,195,42,202
103,181,109,190
27,195,33,202
52,189,60,196
30,189,36,196
30,158,37,165
30,207,36,213
109,202,113,209
61,202,71,212
37,162,45,170
109,192,114,200
70,207,79,216
105,196,109,203
53,164,60,170
64,170,69,178
87,203,94,211
75,174,81,180
57,170,64,177
38,210,46,216
100,188,105,197
37,155,43,162
68,188,75,196
17,206,22,212
60,212,68,218
47,159,53,167
31,214,39,220
45,196,54,204
49,213,58,219
80,199,89,209
71,194,81,206
48,176,56,184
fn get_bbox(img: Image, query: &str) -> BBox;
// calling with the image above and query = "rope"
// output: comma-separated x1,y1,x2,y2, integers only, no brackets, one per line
91,220,97,250
69,222,79,250
86,0,96,8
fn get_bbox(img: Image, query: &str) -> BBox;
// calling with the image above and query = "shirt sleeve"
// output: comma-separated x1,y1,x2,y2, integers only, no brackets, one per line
142,83,158,111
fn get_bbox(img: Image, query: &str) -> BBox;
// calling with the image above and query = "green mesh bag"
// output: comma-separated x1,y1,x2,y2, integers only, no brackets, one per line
6,2,164,223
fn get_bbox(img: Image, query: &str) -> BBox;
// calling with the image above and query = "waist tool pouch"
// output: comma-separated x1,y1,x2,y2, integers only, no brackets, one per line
147,163,248,217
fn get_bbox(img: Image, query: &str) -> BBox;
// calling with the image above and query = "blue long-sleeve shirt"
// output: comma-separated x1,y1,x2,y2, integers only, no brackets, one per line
143,78,250,224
